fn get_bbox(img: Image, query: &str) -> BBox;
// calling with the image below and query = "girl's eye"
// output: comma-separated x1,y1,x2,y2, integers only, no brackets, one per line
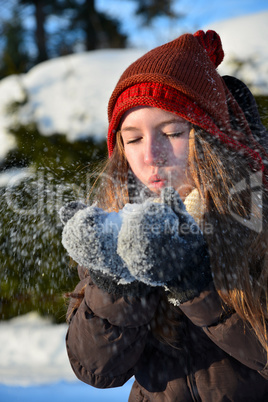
164,132,183,138
126,137,141,144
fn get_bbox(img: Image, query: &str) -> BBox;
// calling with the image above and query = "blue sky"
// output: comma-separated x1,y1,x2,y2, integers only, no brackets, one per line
97,0,268,49
174,0,268,28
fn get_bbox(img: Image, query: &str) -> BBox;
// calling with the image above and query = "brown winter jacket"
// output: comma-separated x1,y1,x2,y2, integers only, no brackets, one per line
66,266,268,402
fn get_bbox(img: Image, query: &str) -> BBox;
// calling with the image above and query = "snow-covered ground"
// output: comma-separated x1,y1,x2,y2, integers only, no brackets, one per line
0,312,134,401
0,312,73,386
0,10,267,163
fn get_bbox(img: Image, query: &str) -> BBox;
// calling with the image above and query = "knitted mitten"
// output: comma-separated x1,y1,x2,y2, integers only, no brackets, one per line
60,189,212,302
117,187,212,303
59,202,136,287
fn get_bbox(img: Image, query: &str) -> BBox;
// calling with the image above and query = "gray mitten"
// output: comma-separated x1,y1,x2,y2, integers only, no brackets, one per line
59,201,87,225
117,199,181,285
59,202,136,285
117,188,212,302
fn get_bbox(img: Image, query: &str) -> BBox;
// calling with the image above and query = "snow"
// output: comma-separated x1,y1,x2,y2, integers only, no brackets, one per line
0,75,25,160
206,11,268,95
19,49,144,142
0,49,143,153
0,312,133,400
0,312,73,386
0,167,33,188
0,11,267,162
60,201,136,283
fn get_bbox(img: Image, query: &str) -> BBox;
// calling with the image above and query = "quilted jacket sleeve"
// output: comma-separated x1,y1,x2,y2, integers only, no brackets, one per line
66,269,161,388
179,282,268,379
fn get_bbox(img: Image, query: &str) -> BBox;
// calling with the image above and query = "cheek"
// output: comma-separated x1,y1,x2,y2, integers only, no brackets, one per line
124,149,135,170
125,148,143,169
170,141,189,167
124,148,146,183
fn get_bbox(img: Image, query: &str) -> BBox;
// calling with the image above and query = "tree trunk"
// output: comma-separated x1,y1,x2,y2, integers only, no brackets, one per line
84,0,99,50
34,0,48,62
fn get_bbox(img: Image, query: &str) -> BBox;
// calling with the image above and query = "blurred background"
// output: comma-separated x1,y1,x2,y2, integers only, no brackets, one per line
0,0,267,400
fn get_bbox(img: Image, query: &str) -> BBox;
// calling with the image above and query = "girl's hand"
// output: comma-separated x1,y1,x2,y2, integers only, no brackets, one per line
117,188,209,289
59,202,135,285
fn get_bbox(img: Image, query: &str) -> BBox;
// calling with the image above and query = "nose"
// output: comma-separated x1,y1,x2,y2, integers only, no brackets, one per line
144,136,166,166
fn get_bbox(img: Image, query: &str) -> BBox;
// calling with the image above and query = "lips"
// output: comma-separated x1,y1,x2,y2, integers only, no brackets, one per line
148,174,163,184
148,174,166,190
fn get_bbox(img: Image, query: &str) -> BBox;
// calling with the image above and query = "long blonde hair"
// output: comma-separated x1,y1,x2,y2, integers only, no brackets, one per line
190,127,268,359
90,127,268,357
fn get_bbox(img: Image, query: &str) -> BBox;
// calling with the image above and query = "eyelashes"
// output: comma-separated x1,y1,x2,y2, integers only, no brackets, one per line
126,138,141,144
164,132,184,138
126,131,184,144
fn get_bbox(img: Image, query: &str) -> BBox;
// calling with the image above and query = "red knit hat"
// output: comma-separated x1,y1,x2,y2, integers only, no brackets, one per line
107,30,267,183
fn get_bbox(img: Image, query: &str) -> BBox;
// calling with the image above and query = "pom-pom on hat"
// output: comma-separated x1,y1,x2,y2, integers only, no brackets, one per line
107,30,267,182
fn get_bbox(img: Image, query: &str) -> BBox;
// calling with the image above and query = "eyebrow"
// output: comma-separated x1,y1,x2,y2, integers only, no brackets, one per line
121,118,188,134
120,126,139,133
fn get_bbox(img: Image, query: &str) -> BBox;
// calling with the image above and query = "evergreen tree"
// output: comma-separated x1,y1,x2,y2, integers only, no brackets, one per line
14,0,127,59
18,0,56,63
135,0,179,24
0,7,30,78
1,0,179,68
58,0,127,50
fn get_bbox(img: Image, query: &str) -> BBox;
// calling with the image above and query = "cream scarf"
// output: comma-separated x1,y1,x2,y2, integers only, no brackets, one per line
183,188,204,228
154,188,204,227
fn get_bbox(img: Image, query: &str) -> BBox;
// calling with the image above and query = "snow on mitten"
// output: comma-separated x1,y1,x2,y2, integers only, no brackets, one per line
59,202,135,285
59,201,87,225
117,188,212,300
160,188,212,303
117,200,181,285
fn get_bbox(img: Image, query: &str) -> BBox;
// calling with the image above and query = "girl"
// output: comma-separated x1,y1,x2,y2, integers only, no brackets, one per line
60,30,268,401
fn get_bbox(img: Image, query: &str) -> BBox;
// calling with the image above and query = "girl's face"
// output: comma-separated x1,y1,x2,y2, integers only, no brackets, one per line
120,106,194,198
